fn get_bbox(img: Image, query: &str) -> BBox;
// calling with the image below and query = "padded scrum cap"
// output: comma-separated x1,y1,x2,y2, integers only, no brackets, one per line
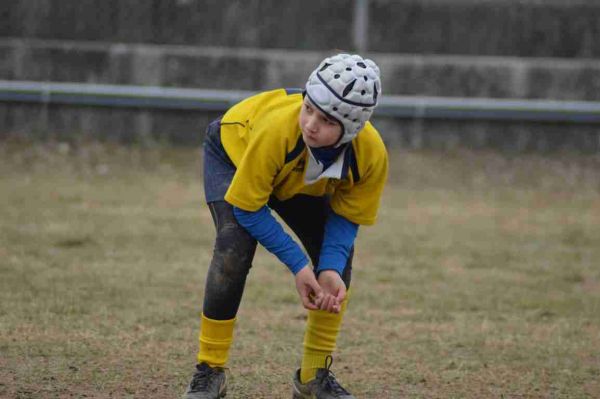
305,53,382,146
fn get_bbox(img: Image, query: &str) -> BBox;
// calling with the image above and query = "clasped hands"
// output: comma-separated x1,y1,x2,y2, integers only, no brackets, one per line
295,265,346,313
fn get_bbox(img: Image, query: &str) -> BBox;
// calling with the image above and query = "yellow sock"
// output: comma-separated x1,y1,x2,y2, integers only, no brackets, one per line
300,294,349,383
197,313,235,368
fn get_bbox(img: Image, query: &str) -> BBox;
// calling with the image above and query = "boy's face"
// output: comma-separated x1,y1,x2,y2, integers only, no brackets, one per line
299,97,343,148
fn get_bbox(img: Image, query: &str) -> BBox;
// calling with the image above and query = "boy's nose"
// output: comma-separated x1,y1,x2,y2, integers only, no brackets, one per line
306,116,318,132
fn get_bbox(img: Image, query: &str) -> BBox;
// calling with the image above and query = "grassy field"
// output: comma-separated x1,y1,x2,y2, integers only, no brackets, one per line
1,142,599,398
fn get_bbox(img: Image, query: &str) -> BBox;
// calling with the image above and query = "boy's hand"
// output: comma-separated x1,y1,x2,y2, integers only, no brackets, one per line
317,270,347,313
295,265,324,310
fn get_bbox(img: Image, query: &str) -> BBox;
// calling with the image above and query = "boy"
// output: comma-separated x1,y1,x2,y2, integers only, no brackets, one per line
184,53,387,399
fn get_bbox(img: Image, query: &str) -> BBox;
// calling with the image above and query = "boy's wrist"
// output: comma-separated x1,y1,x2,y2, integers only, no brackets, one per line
291,259,310,275
316,266,343,277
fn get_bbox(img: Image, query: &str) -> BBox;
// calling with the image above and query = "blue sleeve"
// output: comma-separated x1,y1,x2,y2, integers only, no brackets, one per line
233,206,309,275
317,212,359,275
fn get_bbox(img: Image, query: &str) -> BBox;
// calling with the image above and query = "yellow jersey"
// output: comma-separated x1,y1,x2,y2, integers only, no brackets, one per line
221,88,388,226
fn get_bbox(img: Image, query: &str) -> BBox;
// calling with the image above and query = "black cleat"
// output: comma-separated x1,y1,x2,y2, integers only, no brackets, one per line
292,356,355,399
183,363,227,399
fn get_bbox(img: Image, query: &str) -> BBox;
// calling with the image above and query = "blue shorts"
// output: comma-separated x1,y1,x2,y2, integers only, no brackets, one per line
203,118,236,203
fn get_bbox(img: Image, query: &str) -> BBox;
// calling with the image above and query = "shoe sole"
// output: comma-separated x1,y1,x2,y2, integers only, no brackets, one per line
182,384,227,398
292,385,314,399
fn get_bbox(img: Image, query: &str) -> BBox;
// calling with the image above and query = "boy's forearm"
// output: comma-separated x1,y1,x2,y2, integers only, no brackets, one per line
233,205,308,274
317,211,358,275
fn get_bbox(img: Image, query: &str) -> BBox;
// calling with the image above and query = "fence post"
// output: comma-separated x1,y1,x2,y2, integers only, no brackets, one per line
353,0,369,53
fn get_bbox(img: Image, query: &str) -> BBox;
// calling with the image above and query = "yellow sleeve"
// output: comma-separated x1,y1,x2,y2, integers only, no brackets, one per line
224,125,287,211
330,140,388,225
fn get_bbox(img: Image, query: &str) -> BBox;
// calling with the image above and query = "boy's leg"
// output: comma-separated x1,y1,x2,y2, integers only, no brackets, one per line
269,195,353,384
184,201,256,398
197,118,257,367
198,200,257,367
299,288,351,383
185,119,256,398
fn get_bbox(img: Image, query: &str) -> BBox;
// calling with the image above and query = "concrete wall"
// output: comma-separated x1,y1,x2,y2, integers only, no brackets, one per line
2,38,600,150
0,102,221,144
370,0,600,57
3,39,600,101
2,0,600,57
3,2,600,150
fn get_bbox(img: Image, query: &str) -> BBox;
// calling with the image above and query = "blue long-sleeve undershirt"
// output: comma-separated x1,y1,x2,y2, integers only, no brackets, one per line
318,211,358,275
233,206,308,274
233,205,358,276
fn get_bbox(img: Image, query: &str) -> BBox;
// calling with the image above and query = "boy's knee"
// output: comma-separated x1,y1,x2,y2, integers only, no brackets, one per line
214,221,256,272
205,222,255,304
204,219,257,319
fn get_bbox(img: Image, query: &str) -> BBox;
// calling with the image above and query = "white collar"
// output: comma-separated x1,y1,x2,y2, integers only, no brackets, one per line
304,146,348,184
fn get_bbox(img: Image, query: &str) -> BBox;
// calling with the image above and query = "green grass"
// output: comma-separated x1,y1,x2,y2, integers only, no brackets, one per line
1,142,599,398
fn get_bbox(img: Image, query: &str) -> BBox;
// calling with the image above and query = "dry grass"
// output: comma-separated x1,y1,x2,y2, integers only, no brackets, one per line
1,141,599,398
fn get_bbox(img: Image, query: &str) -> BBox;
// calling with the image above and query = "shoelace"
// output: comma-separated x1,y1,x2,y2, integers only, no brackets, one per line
317,355,350,396
190,363,214,392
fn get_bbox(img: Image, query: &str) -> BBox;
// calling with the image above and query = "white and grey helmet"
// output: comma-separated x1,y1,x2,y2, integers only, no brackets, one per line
305,53,381,146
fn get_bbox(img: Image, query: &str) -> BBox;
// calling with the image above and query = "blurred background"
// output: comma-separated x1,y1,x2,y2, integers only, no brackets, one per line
2,0,600,150
2,2,600,398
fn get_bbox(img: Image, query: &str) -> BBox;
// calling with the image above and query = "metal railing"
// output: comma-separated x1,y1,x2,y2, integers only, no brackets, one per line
2,80,600,124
